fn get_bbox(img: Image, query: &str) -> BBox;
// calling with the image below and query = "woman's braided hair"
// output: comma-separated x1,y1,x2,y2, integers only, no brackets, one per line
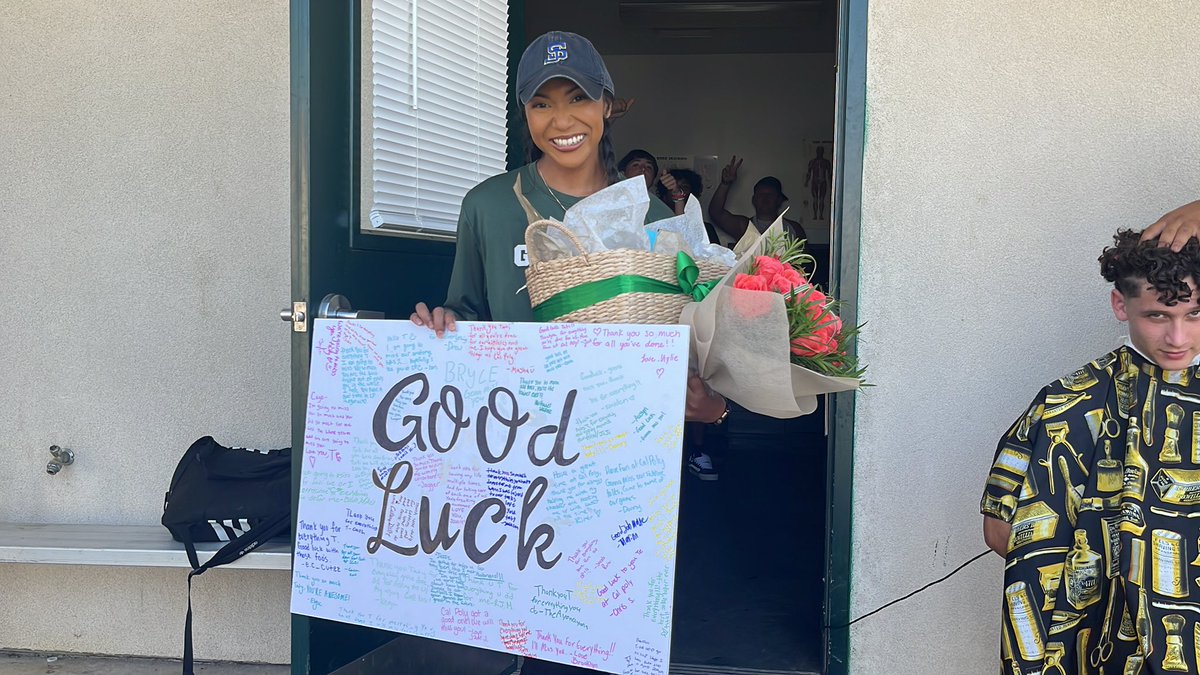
1099,229,1200,304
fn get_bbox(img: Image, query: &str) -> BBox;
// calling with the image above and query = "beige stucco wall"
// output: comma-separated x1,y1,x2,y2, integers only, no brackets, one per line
0,1,292,663
851,2,1200,673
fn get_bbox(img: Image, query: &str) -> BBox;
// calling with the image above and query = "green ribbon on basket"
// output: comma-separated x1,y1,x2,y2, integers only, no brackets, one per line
532,251,720,322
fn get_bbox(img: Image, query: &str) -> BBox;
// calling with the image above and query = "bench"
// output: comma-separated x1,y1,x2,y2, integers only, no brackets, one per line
0,522,292,570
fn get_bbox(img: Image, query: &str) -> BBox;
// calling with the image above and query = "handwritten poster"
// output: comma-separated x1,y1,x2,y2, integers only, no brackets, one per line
291,320,690,674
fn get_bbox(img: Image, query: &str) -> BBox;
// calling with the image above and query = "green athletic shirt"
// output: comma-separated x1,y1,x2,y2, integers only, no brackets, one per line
443,162,674,322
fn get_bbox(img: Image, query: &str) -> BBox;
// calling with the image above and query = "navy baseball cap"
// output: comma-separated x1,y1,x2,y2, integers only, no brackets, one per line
754,176,789,201
516,31,614,106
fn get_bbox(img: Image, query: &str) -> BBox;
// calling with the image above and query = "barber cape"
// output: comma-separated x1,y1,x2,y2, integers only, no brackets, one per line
981,345,1200,674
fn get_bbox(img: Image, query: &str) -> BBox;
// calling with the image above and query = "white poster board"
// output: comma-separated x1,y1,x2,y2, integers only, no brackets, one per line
291,320,690,674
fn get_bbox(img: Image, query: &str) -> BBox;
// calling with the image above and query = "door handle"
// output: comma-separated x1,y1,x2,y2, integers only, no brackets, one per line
318,294,385,320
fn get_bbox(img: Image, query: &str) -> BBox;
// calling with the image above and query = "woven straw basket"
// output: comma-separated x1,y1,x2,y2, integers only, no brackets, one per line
524,219,728,324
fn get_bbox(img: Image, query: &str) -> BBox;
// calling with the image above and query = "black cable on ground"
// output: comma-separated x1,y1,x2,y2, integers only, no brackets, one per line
825,549,993,629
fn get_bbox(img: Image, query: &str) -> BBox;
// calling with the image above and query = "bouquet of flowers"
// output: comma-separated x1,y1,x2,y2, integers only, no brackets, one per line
732,234,866,382
681,217,866,418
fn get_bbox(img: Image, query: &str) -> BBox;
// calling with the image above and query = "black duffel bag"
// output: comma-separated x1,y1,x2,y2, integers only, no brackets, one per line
162,436,291,675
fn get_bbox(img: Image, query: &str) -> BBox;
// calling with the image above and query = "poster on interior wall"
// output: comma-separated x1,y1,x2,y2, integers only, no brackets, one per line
802,140,834,224
291,319,689,675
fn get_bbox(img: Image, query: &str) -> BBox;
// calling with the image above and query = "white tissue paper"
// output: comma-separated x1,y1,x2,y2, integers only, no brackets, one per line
525,175,734,267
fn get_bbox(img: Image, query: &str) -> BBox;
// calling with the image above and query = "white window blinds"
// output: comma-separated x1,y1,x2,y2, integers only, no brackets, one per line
369,0,509,237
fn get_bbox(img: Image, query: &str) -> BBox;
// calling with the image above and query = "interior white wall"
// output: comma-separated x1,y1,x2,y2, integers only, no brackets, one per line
605,53,837,244
850,2,1200,673
0,1,292,663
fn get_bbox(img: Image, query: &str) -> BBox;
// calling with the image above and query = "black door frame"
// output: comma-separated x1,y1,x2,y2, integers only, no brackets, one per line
824,0,868,673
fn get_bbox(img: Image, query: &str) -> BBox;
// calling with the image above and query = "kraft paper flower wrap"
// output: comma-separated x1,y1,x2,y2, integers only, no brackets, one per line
680,217,865,418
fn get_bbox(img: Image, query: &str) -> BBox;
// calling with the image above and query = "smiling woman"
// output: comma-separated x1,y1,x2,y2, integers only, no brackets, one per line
409,30,728,427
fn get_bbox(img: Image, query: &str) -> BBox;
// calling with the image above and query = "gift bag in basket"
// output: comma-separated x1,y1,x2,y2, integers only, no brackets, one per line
524,218,728,324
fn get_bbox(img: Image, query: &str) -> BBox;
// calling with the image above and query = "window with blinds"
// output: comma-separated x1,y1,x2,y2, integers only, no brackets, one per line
368,0,509,238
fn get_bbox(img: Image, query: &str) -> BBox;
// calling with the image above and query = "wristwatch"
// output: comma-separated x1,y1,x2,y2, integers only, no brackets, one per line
710,400,730,426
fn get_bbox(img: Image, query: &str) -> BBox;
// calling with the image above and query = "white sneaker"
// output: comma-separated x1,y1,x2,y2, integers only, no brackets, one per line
687,452,718,481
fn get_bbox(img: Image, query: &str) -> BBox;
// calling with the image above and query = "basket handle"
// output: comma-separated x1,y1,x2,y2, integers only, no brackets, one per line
524,219,590,266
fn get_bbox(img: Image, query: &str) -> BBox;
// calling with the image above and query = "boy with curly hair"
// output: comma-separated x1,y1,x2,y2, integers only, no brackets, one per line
981,229,1200,673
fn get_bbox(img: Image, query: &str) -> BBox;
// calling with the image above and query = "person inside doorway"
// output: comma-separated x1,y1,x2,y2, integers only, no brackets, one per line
659,167,720,244
980,228,1200,673
617,148,659,190
708,155,806,241
805,146,832,221
410,32,730,673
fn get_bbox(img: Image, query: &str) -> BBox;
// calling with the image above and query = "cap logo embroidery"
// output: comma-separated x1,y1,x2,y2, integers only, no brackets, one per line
544,42,568,65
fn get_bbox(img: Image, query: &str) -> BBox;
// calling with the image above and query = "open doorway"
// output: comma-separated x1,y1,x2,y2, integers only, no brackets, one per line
524,2,840,673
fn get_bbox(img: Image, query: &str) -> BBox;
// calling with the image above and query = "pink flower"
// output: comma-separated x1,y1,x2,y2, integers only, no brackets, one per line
769,274,800,295
791,314,842,357
776,265,806,287
754,256,785,279
733,273,769,292
791,299,843,358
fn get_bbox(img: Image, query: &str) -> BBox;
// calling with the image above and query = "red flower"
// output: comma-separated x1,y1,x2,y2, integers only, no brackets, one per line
776,264,806,287
734,273,770,292
754,256,785,279
791,321,841,357
791,303,842,358
769,274,800,295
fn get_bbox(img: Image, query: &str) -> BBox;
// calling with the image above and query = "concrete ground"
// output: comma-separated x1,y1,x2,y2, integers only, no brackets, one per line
0,652,288,674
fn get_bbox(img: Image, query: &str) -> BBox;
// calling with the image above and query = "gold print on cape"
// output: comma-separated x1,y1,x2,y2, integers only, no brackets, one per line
1194,622,1200,674
1152,529,1189,599
1101,516,1121,579
1130,538,1147,587
1043,421,1085,495
1160,614,1187,672
1043,642,1067,674
1161,386,1200,405
1010,501,1060,550
1013,402,1046,443
1121,502,1148,537
1164,367,1192,386
1193,411,1200,464
1098,440,1123,493
1020,470,1039,501
1061,366,1101,392
1065,529,1102,610
1006,581,1047,661
1136,585,1154,658
1117,352,1138,419
1089,582,1118,667
1048,609,1083,635
1162,403,1184,464
1038,563,1064,612
1093,352,1118,372
1120,590,1138,642
1150,469,1200,506
1124,649,1145,675
1143,377,1159,445
1124,417,1148,502
1076,628,1092,674
1045,392,1093,420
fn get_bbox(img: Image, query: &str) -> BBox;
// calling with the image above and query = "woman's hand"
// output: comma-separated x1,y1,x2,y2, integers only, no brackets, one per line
410,302,457,338
1141,199,1200,251
684,375,727,423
